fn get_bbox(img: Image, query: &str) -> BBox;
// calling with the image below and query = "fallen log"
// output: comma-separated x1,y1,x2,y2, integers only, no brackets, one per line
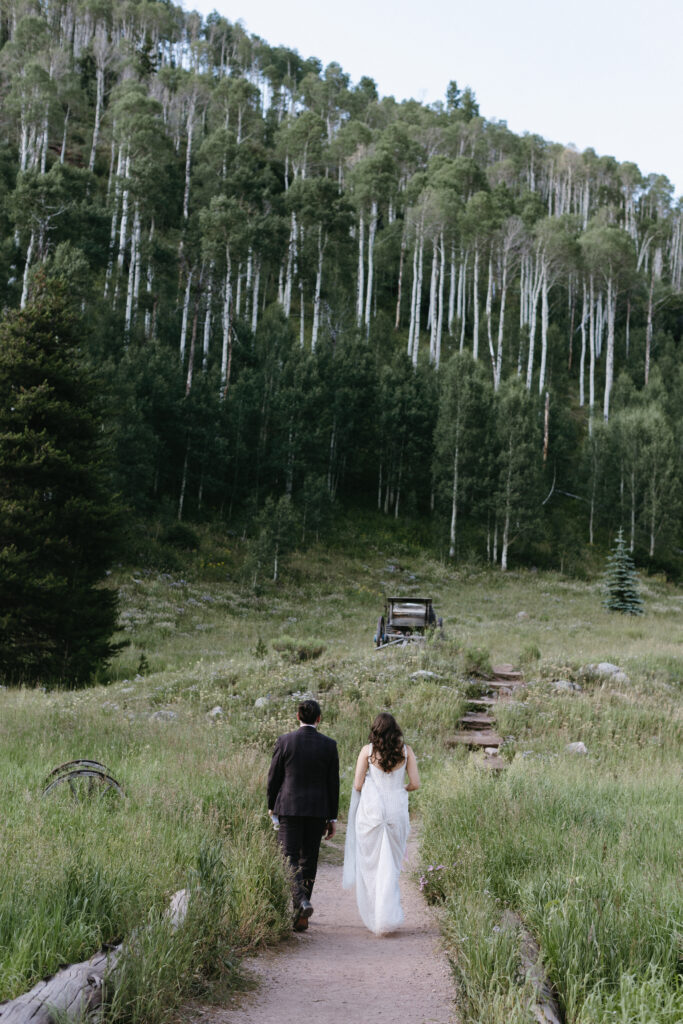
0,890,189,1024
500,910,562,1024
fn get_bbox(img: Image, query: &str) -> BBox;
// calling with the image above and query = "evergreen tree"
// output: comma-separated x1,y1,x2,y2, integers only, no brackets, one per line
0,280,121,686
603,528,644,614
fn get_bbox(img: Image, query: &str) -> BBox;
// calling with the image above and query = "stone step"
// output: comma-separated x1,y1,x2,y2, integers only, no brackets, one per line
460,712,495,728
492,669,523,683
466,697,498,708
447,730,503,749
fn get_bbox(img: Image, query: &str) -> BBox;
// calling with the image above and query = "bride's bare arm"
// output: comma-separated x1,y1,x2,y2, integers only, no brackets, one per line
405,746,420,791
353,744,370,791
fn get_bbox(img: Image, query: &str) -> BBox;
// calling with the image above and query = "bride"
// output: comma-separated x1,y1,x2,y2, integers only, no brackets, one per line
343,713,420,935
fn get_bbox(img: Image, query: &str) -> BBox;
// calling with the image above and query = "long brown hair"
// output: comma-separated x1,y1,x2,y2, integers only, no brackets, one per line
369,712,404,772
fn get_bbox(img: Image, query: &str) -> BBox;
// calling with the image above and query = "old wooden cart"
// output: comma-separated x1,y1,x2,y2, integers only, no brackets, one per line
374,597,442,649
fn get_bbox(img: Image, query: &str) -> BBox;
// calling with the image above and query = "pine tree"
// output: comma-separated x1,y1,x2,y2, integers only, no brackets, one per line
603,528,644,615
0,280,121,686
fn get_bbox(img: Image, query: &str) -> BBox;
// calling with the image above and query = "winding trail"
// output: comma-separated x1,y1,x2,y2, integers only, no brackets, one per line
183,829,456,1024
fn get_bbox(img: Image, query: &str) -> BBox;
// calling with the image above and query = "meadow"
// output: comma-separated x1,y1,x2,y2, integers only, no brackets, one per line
0,522,681,1023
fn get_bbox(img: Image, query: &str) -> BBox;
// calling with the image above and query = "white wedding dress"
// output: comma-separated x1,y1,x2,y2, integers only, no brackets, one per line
343,745,410,935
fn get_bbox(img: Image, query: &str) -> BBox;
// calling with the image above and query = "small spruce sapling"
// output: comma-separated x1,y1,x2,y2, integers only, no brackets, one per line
603,529,644,615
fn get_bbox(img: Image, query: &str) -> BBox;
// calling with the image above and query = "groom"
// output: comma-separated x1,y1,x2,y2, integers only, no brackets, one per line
267,698,339,932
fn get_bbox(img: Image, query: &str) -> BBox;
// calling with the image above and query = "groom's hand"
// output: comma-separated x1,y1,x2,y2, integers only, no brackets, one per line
324,820,337,839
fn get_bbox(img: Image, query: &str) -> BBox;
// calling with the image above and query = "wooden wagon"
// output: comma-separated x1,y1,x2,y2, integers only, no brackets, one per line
374,597,442,649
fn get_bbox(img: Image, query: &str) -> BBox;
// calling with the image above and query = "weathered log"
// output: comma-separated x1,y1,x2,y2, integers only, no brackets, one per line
500,910,562,1024
0,890,189,1024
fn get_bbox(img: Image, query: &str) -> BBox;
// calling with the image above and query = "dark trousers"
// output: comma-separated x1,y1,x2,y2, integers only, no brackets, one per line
276,816,326,908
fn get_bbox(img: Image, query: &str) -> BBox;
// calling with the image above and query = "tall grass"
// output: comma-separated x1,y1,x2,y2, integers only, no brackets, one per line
1,533,681,1022
421,760,682,1023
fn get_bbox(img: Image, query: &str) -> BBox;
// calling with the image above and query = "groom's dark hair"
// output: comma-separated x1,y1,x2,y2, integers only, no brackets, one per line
298,698,322,724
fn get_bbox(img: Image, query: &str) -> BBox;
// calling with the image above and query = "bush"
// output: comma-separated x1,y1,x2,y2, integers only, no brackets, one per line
161,523,200,551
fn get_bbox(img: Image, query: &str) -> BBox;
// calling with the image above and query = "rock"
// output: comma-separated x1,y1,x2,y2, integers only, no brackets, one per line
611,671,630,685
208,705,223,718
254,696,270,708
596,661,620,675
410,670,440,680
516,610,529,620
566,741,588,755
551,679,582,692
120,686,134,693
150,710,177,721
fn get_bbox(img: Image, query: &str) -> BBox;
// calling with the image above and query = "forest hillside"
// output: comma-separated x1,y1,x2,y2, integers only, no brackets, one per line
1,0,682,573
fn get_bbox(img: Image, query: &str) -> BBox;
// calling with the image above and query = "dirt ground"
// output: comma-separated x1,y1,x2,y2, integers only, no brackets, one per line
182,829,457,1024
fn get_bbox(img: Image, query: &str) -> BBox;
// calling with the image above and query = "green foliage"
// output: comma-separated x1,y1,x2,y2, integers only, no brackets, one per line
463,646,492,677
0,282,121,686
603,529,644,614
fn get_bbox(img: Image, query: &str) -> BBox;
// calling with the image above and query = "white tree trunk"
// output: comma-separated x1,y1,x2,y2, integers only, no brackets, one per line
428,238,438,360
251,260,260,333
412,236,424,366
395,231,406,330
20,231,35,309
435,233,445,366
448,244,456,335
495,248,508,391
449,446,459,558
485,253,496,381
603,276,616,422
364,200,377,335
588,274,595,434
538,263,549,394
179,268,193,360
183,97,196,221
202,264,213,369
472,244,480,359
312,226,323,350
407,240,419,357
220,249,232,390
579,280,587,407
284,211,296,318
144,221,155,338
525,249,543,390
356,211,365,328
459,253,467,351
117,152,130,271
89,59,105,172
124,203,140,337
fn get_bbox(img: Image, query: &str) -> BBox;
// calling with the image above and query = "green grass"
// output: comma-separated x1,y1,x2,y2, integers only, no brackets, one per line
0,523,681,1022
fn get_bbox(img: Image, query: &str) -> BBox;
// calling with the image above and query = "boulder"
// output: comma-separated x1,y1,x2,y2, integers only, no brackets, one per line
254,696,270,708
566,741,588,755
410,670,440,680
150,709,177,722
208,705,223,718
551,679,582,692
516,610,529,620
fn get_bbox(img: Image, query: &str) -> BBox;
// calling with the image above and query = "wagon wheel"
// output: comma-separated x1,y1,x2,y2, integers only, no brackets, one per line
42,765,124,802
375,615,385,647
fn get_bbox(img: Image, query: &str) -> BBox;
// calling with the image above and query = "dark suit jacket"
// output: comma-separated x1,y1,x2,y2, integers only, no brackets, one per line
267,725,339,819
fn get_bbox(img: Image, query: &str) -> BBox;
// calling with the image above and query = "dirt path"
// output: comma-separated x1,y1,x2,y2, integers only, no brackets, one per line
184,829,456,1024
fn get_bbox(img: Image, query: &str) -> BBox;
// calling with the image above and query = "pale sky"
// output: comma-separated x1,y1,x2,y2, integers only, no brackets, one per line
187,0,682,198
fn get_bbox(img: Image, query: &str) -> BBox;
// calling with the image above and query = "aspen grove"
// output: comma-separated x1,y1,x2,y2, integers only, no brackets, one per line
1,0,681,572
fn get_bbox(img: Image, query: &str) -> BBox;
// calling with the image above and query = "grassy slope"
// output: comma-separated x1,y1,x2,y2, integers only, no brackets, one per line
0,526,681,1022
